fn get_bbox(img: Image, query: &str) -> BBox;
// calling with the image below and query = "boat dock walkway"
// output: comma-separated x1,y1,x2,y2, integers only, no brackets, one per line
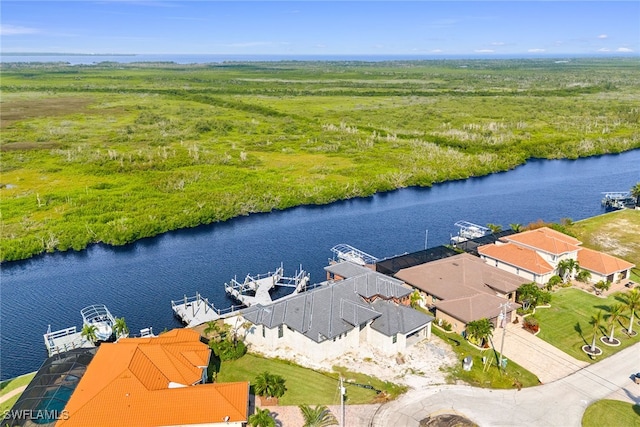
173,265,310,328
171,293,244,327
44,326,95,357
224,264,310,307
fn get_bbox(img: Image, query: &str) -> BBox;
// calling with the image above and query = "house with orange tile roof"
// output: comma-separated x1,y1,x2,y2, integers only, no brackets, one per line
57,328,249,427
394,253,525,334
577,246,635,284
478,227,635,286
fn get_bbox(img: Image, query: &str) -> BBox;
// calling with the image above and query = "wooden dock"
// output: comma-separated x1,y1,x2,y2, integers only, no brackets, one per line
171,293,222,327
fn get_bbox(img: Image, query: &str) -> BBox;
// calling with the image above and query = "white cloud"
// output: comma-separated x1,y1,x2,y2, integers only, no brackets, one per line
474,49,494,53
0,24,40,35
528,48,546,53
617,47,634,52
597,48,611,52
598,34,608,39
491,42,505,46
430,49,443,53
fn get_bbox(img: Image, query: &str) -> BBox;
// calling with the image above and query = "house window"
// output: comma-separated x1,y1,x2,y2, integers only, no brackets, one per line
278,325,284,338
392,334,397,344
262,326,265,338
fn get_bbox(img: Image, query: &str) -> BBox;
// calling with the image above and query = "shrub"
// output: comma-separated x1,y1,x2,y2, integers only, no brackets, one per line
523,316,539,333
437,318,452,332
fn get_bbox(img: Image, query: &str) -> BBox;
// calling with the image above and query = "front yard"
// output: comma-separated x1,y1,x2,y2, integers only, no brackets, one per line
216,353,406,405
535,288,640,362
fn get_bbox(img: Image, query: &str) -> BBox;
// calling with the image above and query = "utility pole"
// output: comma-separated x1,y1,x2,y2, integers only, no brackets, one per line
498,301,510,370
340,376,345,426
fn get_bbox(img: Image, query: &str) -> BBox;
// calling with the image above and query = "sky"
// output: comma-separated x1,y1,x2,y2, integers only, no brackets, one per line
1,1,638,56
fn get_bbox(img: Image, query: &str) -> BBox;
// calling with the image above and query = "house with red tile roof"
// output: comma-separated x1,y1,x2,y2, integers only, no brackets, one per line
394,253,525,334
57,328,249,427
478,227,635,286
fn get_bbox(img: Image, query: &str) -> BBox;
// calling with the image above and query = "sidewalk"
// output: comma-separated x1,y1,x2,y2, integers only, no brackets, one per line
499,322,589,384
0,385,27,405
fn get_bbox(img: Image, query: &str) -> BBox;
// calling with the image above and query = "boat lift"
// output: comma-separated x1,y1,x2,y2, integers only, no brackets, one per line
601,192,636,210
224,264,310,307
330,244,379,266
450,221,490,245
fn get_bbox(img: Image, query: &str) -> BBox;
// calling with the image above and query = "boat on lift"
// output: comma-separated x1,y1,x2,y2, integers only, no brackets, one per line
80,304,116,342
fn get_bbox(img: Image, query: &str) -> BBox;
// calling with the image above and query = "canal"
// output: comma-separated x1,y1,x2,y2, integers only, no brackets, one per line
1,150,639,379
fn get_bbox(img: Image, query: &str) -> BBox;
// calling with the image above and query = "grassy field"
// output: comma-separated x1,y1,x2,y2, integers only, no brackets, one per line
1,58,639,261
216,353,405,405
582,399,640,427
535,288,640,362
0,372,36,413
432,327,540,389
569,209,640,282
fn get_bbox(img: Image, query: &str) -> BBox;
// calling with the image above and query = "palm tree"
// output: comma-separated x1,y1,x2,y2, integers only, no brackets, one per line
248,408,275,427
113,317,129,339
575,269,592,284
630,182,640,205
465,318,493,347
409,290,422,309
606,304,624,343
557,259,579,283
299,404,338,427
509,223,522,232
203,320,219,338
81,324,98,344
622,288,640,335
487,223,502,233
588,311,604,353
253,372,287,400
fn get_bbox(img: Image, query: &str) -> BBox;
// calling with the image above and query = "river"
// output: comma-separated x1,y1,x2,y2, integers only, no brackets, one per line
1,150,639,380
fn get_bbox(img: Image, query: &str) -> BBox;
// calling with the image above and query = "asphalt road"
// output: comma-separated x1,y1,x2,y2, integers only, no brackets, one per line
372,342,640,427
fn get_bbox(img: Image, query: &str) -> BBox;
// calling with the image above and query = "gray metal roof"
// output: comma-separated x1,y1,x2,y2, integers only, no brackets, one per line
370,300,434,336
242,271,419,343
325,261,373,278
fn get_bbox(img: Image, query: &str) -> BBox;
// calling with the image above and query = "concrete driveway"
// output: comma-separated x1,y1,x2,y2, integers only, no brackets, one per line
499,322,589,384
371,342,640,427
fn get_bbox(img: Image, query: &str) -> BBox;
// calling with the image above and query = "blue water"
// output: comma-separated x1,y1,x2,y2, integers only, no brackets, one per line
1,150,639,379
1,53,637,65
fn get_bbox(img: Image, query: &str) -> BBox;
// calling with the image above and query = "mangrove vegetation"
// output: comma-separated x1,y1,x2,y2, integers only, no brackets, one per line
1,58,639,261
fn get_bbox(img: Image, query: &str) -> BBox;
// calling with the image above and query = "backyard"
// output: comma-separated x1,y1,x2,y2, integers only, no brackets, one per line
568,209,640,282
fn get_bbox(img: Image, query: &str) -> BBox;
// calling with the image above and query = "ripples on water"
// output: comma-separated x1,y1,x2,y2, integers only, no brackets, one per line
1,151,639,379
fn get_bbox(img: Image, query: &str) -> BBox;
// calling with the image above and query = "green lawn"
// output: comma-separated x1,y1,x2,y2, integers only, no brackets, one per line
216,353,405,405
535,288,640,362
582,399,640,427
2,59,640,262
0,372,36,413
432,327,540,389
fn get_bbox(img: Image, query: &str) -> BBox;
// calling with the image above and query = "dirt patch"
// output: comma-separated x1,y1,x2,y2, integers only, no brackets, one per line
0,96,94,128
249,335,457,389
420,413,478,427
0,141,62,151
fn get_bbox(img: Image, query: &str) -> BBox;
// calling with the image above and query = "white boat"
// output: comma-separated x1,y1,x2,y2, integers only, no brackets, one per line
80,304,116,342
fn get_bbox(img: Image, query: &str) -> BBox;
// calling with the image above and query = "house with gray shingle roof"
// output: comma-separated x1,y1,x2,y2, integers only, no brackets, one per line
232,263,433,363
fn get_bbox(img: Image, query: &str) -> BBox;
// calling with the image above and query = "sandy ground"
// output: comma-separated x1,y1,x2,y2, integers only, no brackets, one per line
251,334,458,389
251,335,458,426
